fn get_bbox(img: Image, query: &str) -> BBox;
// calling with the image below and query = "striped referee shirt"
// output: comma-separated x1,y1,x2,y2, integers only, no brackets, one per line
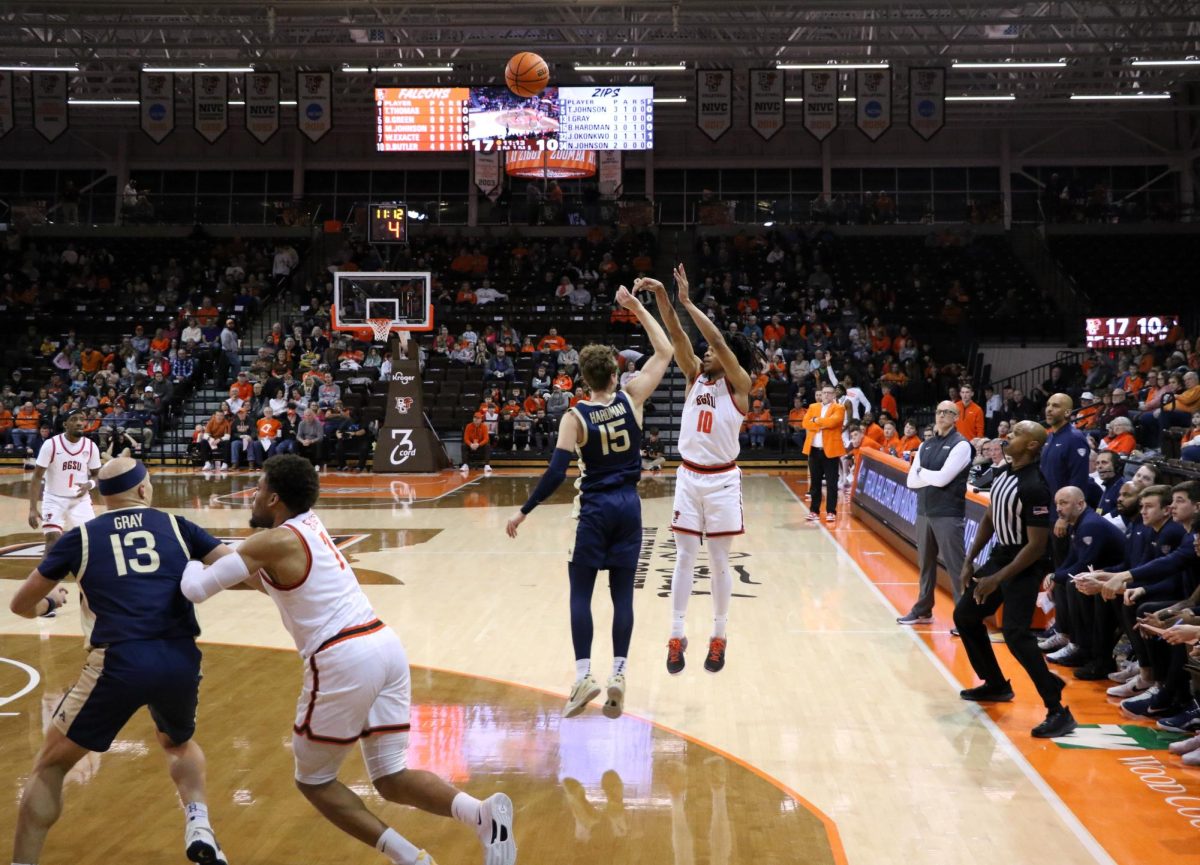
987,462,1052,547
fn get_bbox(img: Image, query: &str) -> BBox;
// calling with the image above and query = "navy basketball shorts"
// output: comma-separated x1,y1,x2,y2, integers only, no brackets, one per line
52,638,202,752
569,486,643,571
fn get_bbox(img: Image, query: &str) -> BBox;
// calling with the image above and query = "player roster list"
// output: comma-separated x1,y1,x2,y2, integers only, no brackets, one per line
558,86,654,150
376,87,470,152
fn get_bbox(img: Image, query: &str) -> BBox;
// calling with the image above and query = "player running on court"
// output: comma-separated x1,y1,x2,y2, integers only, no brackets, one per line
506,283,673,719
647,264,757,675
9,457,229,865
27,409,101,552
181,454,515,865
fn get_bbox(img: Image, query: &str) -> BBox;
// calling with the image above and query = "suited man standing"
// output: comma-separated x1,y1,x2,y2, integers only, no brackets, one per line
802,384,846,524
899,400,974,625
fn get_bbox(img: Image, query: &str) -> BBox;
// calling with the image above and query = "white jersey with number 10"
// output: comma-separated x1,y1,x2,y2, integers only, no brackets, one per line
677,375,744,467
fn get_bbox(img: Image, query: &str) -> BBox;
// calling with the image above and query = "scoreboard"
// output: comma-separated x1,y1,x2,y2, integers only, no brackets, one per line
1085,315,1178,349
375,85,653,153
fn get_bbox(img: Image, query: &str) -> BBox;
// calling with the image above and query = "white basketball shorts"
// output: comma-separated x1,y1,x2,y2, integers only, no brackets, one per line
292,621,412,785
41,492,96,535
670,463,744,538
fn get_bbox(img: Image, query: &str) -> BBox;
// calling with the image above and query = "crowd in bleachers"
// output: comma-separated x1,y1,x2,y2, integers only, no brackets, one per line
0,233,302,463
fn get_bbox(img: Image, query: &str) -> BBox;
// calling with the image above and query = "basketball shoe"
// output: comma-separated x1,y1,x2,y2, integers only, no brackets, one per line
185,822,228,865
564,673,600,718
704,637,727,673
602,673,625,719
666,636,688,675
476,792,517,865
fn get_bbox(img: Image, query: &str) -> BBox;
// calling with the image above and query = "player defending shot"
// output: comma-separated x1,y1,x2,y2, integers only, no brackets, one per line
649,264,756,675
27,409,101,552
181,455,515,865
506,283,673,719
9,457,229,865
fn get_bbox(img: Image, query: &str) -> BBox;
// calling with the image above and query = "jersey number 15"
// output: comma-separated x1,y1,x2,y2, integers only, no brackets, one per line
598,419,631,455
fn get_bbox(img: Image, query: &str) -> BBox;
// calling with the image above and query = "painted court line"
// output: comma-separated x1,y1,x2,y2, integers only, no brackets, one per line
778,478,1118,865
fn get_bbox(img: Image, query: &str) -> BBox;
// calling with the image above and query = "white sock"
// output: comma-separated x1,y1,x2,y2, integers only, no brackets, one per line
184,801,210,824
670,612,686,639
612,657,626,676
376,827,420,865
712,616,728,640
451,791,483,828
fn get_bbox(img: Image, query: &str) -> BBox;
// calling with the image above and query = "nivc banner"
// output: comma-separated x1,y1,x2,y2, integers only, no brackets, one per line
695,69,732,142
0,72,13,140
598,151,623,198
749,68,785,141
245,72,280,144
855,68,892,141
296,71,333,143
140,72,176,144
193,72,228,143
32,72,68,143
908,67,946,141
801,69,838,142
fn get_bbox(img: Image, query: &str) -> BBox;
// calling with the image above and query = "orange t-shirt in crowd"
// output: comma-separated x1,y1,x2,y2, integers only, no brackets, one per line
1124,374,1144,396
1174,386,1200,414
1101,432,1136,455
863,422,885,445
955,401,985,440
787,408,806,431
0,408,12,431
892,336,907,355
256,417,281,441
500,404,521,421
881,432,903,457
859,436,883,453
898,434,922,453
80,349,104,373
15,407,40,430
463,421,490,446
746,409,772,429
880,392,898,421
1073,404,1101,430
523,395,545,415
83,417,101,434
456,288,476,304
538,335,566,353
1183,428,1200,446
520,343,536,354
197,305,220,327
234,381,254,402
763,324,785,344
553,374,573,392
871,331,891,353
150,337,171,354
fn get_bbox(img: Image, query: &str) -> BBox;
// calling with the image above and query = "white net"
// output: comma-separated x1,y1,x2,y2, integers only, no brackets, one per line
367,318,395,343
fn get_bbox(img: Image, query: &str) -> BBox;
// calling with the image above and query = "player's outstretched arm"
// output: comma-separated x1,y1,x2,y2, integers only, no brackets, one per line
672,263,753,397
643,275,701,383
506,411,582,538
617,283,673,407
182,527,300,602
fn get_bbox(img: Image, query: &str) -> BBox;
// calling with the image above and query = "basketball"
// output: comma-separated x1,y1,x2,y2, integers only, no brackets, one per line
505,52,549,98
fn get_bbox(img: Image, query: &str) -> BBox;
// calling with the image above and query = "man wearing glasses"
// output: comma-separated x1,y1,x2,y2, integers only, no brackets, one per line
898,401,974,626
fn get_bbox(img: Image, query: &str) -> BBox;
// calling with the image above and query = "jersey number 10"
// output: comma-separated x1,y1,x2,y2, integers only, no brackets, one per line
696,409,714,434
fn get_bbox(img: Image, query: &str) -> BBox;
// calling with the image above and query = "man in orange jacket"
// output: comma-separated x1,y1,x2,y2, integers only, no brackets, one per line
955,384,985,441
461,412,492,473
802,384,846,523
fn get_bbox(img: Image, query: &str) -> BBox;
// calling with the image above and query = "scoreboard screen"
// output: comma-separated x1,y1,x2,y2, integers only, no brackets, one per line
1085,315,1178,348
368,204,408,244
375,85,653,153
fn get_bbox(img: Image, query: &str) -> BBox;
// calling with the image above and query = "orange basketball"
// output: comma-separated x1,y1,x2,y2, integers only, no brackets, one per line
505,52,549,98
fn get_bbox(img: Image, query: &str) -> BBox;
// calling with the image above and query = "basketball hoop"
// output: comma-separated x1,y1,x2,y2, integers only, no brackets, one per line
367,318,395,343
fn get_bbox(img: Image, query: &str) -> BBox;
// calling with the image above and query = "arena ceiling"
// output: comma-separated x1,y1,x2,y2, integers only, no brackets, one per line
4,1,1200,121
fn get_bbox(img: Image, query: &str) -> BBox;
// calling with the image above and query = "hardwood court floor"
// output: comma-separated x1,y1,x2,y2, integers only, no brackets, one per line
0,467,1173,865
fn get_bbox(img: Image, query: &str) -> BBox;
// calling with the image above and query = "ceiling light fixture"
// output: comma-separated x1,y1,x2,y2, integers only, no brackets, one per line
952,61,1066,69
142,66,254,74
0,65,79,72
573,64,687,72
776,63,889,70
652,96,687,103
1130,58,1200,67
1070,92,1170,100
69,99,138,106
343,65,454,73
945,94,1017,101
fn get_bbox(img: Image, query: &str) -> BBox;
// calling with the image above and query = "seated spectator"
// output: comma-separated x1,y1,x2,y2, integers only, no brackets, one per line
557,342,580,377
11,401,41,460
198,410,231,471
474,283,507,306
484,346,516,387
228,406,256,469
741,400,772,450
552,371,574,394
332,407,372,470
317,373,341,409
1182,412,1200,462
545,385,570,425
461,412,492,472
294,407,325,469
1099,416,1136,455
641,427,666,472
248,406,282,469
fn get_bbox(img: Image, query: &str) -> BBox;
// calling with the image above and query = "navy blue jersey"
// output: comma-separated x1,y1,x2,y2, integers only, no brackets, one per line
572,392,643,494
39,506,220,646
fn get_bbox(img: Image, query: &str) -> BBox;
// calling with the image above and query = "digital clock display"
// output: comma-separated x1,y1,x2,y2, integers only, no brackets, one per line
1085,315,1179,349
368,204,408,244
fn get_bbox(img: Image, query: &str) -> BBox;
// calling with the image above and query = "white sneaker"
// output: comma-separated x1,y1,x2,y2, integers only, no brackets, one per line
1047,642,1080,663
483,464,493,473
602,674,625,719
476,792,517,865
1169,735,1200,756
202,461,213,470
215,462,226,472
564,673,600,718
185,821,228,865
1107,677,1150,698
460,463,469,472
1109,661,1140,683
1037,632,1068,652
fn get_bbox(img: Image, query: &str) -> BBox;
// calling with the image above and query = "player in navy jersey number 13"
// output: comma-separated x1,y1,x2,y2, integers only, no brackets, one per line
646,264,760,676
506,283,673,720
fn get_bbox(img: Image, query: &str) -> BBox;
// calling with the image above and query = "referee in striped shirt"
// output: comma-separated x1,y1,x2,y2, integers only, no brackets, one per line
953,420,1077,738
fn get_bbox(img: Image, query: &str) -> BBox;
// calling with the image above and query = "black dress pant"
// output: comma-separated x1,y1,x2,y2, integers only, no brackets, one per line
1120,598,1175,667
954,548,1064,709
808,445,840,515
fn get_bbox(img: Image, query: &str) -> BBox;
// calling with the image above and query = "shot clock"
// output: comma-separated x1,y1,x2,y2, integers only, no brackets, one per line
368,204,408,244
